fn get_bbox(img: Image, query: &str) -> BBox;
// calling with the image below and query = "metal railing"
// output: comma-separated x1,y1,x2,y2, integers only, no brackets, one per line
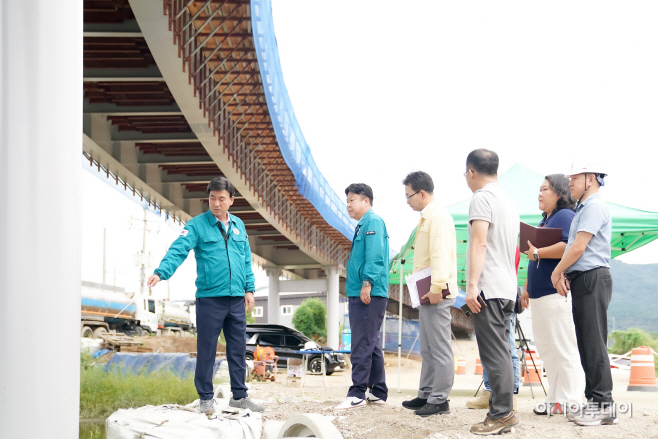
163,0,349,267
83,151,185,225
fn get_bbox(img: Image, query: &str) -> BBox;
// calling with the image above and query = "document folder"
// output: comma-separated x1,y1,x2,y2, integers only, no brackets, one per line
519,222,563,253
406,268,451,308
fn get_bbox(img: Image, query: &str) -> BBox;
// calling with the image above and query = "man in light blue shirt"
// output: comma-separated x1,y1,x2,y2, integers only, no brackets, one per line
552,162,615,427
565,193,611,272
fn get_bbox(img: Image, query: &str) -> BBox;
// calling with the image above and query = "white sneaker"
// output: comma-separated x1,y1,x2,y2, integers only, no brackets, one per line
573,402,619,426
334,396,366,410
366,391,386,406
567,399,592,422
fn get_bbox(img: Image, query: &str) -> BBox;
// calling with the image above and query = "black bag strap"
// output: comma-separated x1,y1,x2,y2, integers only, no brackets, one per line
217,221,228,242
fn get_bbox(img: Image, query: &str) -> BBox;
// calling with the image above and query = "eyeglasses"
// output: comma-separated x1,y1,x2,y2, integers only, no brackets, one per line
405,191,421,200
463,169,473,177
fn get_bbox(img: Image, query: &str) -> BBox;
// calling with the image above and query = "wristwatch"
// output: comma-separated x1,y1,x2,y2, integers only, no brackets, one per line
533,248,540,261
246,291,255,294
362,280,371,288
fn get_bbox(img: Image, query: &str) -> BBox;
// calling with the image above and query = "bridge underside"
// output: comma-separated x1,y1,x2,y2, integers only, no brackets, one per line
83,1,351,281
82,0,460,342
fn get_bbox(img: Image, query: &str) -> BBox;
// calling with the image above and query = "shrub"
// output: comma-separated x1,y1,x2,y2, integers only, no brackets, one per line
292,298,327,343
608,328,658,355
608,328,658,373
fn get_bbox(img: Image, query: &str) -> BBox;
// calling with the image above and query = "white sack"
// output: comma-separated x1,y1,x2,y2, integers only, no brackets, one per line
106,399,262,439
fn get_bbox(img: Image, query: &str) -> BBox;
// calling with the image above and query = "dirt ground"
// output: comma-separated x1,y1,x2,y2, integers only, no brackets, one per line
249,340,658,439
136,336,225,354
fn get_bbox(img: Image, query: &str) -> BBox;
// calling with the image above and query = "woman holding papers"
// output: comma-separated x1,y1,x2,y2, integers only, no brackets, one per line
520,174,585,415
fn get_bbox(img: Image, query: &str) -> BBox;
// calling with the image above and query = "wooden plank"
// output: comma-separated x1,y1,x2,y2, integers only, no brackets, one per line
120,346,153,353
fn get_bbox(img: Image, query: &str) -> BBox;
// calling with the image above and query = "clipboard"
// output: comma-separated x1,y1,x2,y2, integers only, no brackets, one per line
520,222,563,253
406,268,451,309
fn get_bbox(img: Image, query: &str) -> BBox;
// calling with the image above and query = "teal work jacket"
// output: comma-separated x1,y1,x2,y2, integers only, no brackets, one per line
345,209,390,298
154,210,255,298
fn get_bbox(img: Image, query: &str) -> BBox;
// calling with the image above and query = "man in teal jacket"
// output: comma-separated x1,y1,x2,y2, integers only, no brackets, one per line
147,176,262,414
335,183,390,410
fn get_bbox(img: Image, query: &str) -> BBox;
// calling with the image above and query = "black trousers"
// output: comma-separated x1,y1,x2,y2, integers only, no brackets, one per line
195,296,248,400
473,298,515,419
569,267,614,403
347,296,388,400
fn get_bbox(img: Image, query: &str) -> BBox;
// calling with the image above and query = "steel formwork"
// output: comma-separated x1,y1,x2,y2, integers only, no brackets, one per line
163,0,351,268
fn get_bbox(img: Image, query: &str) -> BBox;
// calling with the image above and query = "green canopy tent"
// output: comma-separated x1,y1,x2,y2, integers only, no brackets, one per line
390,164,658,289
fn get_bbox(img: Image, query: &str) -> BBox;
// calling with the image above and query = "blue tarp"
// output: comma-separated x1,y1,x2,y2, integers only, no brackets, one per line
251,0,357,241
381,290,466,355
104,353,223,379
383,317,421,356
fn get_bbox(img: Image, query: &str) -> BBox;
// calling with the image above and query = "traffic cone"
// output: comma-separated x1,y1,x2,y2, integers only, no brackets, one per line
523,352,542,386
456,357,466,375
475,358,483,375
627,346,658,392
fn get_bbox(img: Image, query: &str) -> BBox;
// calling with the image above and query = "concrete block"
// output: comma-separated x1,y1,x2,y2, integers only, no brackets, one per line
277,413,342,439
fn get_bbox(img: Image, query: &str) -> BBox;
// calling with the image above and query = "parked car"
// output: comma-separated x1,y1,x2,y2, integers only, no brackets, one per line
245,324,346,375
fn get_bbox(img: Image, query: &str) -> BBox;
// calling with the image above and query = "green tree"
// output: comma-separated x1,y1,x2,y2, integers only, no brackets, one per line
292,298,327,343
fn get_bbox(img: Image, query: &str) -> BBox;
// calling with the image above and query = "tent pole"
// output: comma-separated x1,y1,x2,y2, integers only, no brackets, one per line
397,260,403,392
382,312,386,350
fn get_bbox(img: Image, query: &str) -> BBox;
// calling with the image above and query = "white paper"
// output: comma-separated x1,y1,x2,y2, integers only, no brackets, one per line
405,267,431,309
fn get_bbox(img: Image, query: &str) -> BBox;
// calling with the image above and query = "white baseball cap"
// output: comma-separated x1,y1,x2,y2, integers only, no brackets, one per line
564,161,607,177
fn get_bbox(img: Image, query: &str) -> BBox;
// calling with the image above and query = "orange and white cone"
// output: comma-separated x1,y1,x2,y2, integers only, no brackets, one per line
523,352,543,387
456,357,466,375
627,346,658,392
475,358,483,375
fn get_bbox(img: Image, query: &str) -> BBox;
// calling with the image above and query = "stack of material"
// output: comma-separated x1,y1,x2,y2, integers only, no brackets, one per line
106,400,262,439
100,333,152,352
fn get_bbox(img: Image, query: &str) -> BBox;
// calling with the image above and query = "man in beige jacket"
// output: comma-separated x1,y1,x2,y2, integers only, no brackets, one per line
401,171,458,417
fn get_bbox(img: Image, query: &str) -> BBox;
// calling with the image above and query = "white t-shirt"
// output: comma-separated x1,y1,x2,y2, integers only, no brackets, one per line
466,182,519,301
215,213,231,232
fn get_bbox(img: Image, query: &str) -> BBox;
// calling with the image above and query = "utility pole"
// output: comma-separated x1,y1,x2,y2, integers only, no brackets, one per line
102,228,107,284
132,208,158,296
140,209,148,295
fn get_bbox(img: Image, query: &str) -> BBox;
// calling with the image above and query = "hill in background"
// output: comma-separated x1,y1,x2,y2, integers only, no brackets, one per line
608,258,658,333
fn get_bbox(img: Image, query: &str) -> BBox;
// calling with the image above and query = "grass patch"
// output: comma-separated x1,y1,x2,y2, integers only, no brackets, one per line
80,352,199,418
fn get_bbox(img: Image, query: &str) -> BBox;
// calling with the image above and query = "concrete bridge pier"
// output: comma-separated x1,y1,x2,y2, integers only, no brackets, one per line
0,1,82,437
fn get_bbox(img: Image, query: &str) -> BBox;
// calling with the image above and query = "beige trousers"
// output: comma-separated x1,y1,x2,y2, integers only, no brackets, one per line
530,293,585,405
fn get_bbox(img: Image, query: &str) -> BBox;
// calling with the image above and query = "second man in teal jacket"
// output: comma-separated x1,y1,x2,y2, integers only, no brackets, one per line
335,183,390,410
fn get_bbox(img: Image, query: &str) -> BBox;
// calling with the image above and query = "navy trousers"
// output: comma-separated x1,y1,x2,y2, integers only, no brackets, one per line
195,296,248,400
347,296,388,400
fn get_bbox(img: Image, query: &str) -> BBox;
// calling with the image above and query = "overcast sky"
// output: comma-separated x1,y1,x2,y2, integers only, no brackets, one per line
81,1,658,300
270,0,658,261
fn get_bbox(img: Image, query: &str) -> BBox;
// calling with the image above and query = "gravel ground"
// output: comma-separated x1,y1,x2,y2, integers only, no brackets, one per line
249,340,658,439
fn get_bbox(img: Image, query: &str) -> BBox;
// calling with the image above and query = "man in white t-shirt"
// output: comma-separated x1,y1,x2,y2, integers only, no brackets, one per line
463,149,520,435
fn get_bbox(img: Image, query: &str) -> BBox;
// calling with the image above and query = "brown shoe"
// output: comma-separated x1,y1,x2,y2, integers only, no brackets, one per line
466,390,490,409
470,411,519,435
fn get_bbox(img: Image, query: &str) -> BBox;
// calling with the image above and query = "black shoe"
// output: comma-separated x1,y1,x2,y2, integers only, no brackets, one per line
415,401,450,417
402,397,427,410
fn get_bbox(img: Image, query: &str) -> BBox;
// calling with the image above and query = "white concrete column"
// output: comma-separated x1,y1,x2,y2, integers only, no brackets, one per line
325,266,340,349
265,268,282,324
0,1,82,438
